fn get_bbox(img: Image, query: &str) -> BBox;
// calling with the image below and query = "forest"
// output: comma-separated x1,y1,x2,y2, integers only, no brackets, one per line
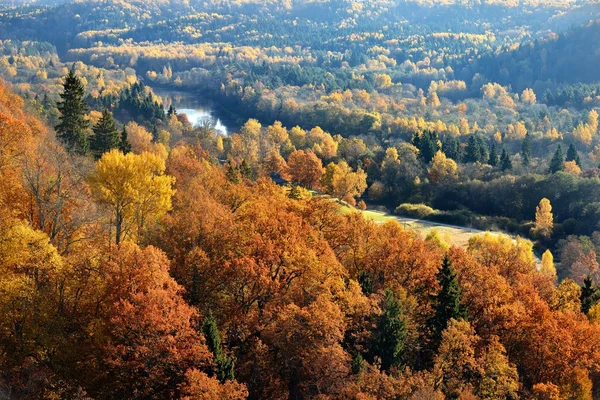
1,0,600,399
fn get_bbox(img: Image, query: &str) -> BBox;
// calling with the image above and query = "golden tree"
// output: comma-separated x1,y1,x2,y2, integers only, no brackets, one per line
88,149,175,244
533,198,553,239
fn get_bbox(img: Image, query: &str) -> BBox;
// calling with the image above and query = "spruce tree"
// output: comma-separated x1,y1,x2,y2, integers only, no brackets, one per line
566,143,581,167
90,109,121,158
488,143,498,167
521,132,532,166
417,130,440,163
371,289,408,371
201,312,235,382
465,135,488,163
119,127,132,154
500,147,512,171
580,275,599,314
429,255,467,344
549,145,565,173
55,68,89,155
443,135,461,162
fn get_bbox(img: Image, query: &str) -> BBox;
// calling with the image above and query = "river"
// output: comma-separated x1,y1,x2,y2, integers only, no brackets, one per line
154,88,238,136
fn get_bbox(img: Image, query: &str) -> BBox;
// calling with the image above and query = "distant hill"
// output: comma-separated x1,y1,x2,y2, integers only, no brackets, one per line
457,20,600,94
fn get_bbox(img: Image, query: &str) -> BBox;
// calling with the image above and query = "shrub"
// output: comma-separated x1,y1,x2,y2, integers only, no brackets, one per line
394,203,435,219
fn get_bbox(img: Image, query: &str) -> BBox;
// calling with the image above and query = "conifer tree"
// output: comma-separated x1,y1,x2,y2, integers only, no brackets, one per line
549,145,565,173
417,130,440,163
429,255,467,345
488,143,498,167
566,143,581,167
371,289,408,371
55,68,89,155
443,135,461,162
90,109,120,158
202,312,235,382
500,147,512,171
521,132,532,166
119,127,132,154
580,276,599,314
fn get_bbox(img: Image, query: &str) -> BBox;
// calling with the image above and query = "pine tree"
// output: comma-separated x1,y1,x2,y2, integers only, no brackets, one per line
521,132,532,166
465,135,488,163
549,145,565,173
55,68,89,155
566,143,581,167
119,127,132,154
488,143,498,167
90,109,121,158
500,147,512,171
580,276,600,314
443,135,461,162
371,289,408,371
201,312,235,382
417,130,440,164
429,255,467,345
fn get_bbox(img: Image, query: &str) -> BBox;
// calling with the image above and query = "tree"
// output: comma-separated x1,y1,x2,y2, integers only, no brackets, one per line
443,135,461,162
549,145,564,173
88,150,175,244
541,249,556,279
488,143,498,167
202,312,236,382
371,289,408,371
55,68,89,155
580,276,599,314
429,151,458,184
415,130,440,164
533,198,553,239
90,108,120,158
287,150,324,189
119,127,132,154
320,161,367,201
566,143,581,167
464,134,488,163
429,255,467,347
476,336,519,400
521,132,532,166
500,147,512,171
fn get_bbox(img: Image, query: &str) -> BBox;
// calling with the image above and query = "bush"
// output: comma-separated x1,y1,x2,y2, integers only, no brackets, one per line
394,203,435,219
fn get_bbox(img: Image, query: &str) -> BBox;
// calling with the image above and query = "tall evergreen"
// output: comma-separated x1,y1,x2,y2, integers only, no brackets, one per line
55,68,89,155
371,289,408,371
521,132,532,166
549,145,565,174
500,147,512,171
488,143,498,167
119,127,132,154
443,135,461,163
201,312,235,382
416,130,440,163
464,134,488,163
566,143,581,167
429,255,467,344
90,109,120,158
580,275,600,314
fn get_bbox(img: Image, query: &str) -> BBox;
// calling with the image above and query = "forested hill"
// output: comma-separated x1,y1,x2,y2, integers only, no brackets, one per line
457,20,600,98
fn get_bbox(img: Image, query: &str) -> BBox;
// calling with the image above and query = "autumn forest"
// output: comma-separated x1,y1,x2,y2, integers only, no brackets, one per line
1,0,600,399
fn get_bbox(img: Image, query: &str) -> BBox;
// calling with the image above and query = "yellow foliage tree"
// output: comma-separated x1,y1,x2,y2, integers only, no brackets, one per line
429,151,458,184
88,150,175,244
541,249,556,279
533,198,553,239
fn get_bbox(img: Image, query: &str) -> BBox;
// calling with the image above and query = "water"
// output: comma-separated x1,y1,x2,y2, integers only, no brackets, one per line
154,88,236,136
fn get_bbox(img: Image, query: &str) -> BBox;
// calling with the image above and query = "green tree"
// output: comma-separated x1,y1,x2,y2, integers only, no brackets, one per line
488,143,498,167
566,143,581,167
500,147,512,171
549,145,565,173
465,134,488,163
90,109,120,158
580,275,599,314
521,132,532,166
119,127,132,154
414,130,440,163
443,135,461,162
201,312,235,382
371,289,408,371
55,68,89,155
429,255,467,346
